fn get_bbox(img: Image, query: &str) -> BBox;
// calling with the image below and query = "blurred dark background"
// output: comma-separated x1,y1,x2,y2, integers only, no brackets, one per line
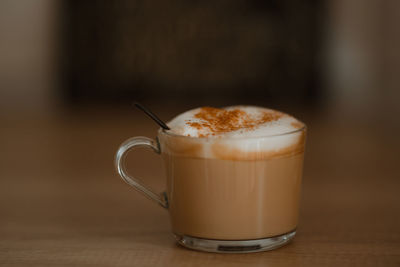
1,0,399,119
0,0,398,115
60,0,322,106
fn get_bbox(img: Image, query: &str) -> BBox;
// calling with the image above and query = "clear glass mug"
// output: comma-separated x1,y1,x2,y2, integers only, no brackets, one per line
115,126,306,253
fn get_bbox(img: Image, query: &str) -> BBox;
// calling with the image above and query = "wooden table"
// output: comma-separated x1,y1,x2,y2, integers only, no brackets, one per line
1,107,399,266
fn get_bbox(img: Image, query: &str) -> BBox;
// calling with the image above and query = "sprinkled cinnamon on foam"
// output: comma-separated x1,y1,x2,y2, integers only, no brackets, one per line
167,106,299,138
162,106,305,159
186,107,284,137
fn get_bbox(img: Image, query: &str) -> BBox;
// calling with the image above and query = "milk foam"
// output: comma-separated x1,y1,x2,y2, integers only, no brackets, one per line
163,106,305,159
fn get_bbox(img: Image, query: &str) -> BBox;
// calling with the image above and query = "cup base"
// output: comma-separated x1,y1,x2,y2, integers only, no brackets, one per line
174,230,296,253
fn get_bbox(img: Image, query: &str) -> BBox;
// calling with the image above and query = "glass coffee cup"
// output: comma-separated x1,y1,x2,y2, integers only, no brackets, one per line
115,109,306,253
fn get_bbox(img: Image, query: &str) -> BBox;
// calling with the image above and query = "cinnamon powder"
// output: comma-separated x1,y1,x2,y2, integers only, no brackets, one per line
187,107,283,137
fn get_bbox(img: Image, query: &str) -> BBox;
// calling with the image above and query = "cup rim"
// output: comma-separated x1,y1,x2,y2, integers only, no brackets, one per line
158,123,307,140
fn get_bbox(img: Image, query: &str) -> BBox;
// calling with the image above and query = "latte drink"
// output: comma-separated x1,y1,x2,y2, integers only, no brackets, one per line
116,105,306,253
159,106,306,250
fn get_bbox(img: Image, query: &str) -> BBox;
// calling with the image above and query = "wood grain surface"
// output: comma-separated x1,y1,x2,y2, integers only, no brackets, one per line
1,107,399,266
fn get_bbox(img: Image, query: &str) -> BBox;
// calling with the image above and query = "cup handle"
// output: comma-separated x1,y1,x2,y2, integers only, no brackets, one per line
115,136,168,209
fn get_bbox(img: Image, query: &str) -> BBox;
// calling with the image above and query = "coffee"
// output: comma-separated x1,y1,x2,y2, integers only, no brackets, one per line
159,106,306,240
162,153,304,240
